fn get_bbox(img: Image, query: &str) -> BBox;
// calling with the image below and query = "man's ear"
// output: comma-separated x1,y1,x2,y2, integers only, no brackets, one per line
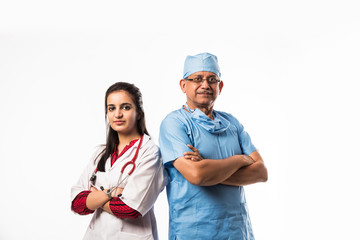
180,79,186,93
219,80,224,94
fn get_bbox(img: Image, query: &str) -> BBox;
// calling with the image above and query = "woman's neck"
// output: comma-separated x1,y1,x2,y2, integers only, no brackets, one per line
117,132,141,151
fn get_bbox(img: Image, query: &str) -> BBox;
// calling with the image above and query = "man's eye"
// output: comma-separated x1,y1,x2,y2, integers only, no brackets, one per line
193,77,202,82
208,77,217,82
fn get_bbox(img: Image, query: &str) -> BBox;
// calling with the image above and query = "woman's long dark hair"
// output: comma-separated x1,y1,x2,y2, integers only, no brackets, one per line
95,82,149,172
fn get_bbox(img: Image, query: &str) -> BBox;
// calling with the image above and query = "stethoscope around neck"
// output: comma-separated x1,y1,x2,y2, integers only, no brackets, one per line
89,135,144,198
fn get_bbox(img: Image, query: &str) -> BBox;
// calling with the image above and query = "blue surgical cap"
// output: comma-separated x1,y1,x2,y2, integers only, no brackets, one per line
183,52,221,79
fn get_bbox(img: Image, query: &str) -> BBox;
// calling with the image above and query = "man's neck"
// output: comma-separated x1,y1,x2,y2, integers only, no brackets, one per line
186,102,214,120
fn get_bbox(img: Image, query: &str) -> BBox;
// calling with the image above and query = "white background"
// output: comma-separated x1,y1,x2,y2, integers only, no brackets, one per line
1,1,359,239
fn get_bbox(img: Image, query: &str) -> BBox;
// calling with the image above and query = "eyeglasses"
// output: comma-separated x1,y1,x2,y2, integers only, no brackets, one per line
184,76,220,84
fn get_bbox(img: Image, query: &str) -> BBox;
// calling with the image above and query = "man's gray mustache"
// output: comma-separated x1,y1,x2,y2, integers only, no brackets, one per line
197,91,213,94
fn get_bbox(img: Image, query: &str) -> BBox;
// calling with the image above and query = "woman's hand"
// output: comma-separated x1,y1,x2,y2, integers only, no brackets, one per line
91,186,123,198
111,187,124,197
183,145,203,162
86,186,110,210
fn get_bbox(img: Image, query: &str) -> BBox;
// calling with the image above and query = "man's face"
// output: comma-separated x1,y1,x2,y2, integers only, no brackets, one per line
180,71,223,109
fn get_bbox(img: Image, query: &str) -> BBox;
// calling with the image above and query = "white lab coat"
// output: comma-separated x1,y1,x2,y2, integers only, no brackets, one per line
71,134,168,240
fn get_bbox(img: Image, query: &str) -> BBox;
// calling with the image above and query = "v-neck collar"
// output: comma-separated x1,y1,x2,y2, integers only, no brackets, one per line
106,134,149,170
183,103,230,134
111,138,139,166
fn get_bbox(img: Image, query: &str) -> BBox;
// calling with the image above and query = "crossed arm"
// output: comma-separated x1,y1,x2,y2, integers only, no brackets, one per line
86,187,123,212
173,145,267,186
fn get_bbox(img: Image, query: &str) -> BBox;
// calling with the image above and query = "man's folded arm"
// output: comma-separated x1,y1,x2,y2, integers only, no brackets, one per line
221,150,268,186
172,154,254,186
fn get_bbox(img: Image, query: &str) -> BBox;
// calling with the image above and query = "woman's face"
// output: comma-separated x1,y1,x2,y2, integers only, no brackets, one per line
106,90,138,136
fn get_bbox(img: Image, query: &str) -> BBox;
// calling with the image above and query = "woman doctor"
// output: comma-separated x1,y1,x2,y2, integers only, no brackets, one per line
71,82,167,240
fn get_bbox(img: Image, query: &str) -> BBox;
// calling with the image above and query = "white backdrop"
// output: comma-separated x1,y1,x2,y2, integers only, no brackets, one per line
1,1,359,239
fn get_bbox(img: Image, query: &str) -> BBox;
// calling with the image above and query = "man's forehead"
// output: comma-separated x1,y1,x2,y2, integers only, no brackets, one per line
189,71,218,77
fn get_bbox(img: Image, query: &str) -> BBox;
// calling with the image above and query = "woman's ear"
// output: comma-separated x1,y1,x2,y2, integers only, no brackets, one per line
137,112,142,120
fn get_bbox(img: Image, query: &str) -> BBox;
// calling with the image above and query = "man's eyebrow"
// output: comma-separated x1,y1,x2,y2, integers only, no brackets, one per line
193,74,217,77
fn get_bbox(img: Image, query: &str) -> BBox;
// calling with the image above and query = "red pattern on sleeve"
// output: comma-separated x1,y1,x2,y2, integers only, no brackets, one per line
73,139,140,217
71,191,95,215
109,197,141,219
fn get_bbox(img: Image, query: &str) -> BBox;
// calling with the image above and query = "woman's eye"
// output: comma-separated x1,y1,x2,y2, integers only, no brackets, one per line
122,105,131,110
108,107,115,111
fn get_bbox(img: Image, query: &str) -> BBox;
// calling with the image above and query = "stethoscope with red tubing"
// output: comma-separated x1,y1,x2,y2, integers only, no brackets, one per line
89,135,144,199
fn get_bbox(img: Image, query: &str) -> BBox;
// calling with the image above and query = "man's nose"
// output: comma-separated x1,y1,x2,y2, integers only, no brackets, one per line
200,79,210,88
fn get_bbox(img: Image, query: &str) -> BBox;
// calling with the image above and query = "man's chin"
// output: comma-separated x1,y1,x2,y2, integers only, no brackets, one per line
195,101,214,108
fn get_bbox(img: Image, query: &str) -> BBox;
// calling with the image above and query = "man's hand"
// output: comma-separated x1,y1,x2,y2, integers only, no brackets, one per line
183,145,203,161
221,151,267,186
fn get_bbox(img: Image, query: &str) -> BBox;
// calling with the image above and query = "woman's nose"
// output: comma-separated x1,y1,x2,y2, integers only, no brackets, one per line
115,109,123,118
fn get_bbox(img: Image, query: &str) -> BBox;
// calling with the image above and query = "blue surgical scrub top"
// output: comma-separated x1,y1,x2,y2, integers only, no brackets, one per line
159,105,257,240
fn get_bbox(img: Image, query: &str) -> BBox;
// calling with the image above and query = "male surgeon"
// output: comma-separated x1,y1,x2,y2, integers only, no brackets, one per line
159,52,268,240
